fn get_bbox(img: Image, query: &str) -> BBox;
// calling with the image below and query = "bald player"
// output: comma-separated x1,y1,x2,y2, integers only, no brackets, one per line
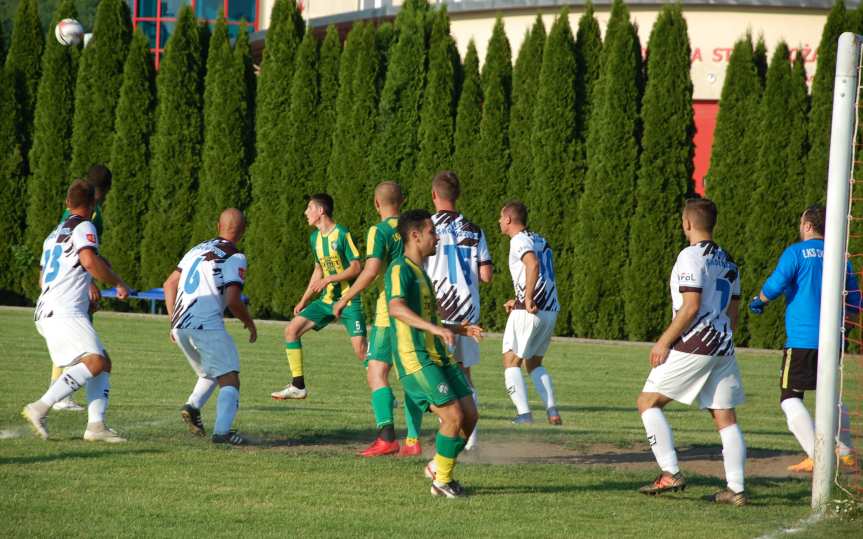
164,208,257,445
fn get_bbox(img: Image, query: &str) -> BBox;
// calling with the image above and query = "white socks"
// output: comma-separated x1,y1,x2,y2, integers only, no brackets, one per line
187,376,218,409
641,408,679,474
505,367,530,415
85,372,110,424
39,363,94,408
529,367,557,409
719,423,746,493
214,385,239,435
781,398,815,458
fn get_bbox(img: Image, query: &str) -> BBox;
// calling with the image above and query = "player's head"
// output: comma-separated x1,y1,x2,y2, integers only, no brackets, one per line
682,197,717,237
431,171,460,208
800,204,825,240
66,179,96,213
374,181,403,214
398,208,437,256
305,193,334,226
86,164,112,203
499,200,528,236
218,208,246,242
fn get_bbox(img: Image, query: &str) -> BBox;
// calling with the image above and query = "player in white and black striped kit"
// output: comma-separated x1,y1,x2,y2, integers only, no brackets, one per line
636,198,748,506
498,201,562,425
423,171,493,450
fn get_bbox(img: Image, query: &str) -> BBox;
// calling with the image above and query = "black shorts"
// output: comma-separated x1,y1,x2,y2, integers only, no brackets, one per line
780,348,818,396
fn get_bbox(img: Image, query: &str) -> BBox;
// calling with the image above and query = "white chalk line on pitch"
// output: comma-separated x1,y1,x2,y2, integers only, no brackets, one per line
1,418,175,441
754,513,823,539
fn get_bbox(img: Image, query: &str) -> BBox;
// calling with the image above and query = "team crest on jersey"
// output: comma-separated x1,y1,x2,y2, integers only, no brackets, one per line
238,267,246,281
86,233,96,243
331,240,338,252
437,383,450,395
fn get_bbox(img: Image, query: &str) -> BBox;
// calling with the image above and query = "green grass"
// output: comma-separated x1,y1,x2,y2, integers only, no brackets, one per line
0,307,857,537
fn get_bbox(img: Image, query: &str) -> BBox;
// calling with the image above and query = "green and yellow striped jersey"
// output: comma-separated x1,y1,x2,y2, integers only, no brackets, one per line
310,224,361,304
366,216,403,327
384,256,451,377
60,204,103,236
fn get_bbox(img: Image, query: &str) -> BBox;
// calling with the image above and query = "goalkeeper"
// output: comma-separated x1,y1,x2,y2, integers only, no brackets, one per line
749,205,860,472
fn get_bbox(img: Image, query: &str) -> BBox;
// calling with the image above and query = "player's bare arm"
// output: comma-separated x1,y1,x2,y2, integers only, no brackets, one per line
444,320,484,342
333,257,383,318
226,284,256,343
479,263,493,284
650,291,701,367
79,248,129,300
522,251,540,313
295,265,323,316
503,299,516,313
388,297,456,347
311,259,361,293
728,298,741,333
163,270,181,342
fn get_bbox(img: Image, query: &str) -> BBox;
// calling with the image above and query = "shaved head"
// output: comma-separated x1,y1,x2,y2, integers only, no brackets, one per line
218,208,246,241
375,181,403,208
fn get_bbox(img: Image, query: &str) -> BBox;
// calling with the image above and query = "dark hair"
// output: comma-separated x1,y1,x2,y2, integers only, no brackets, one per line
684,197,717,232
307,193,334,217
67,179,96,209
432,170,460,201
86,164,112,194
398,209,432,242
802,205,826,236
501,200,528,226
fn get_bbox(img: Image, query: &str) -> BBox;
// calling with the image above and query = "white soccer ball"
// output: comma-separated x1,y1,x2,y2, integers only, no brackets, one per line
55,18,84,46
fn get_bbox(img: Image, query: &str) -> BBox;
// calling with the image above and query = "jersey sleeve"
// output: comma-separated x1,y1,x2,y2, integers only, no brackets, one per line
761,247,798,301
343,230,361,264
846,261,861,315
385,262,410,301
309,232,319,264
366,225,386,260
222,253,248,289
71,221,99,254
478,230,492,266
676,251,704,293
511,234,534,261
731,267,741,298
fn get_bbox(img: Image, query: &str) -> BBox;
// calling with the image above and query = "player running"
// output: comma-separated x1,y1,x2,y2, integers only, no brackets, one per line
749,205,859,472
498,201,562,425
51,164,113,412
637,198,747,506
386,209,481,498
333,182,418,457
163,208,257,445
423,171,492,449
22,179,131,442
271,194,367,400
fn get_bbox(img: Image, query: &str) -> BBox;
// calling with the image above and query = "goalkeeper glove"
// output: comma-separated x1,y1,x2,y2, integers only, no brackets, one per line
749,296,766,315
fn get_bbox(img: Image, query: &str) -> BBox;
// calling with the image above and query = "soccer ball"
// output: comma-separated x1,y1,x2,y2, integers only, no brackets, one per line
55,18,84,46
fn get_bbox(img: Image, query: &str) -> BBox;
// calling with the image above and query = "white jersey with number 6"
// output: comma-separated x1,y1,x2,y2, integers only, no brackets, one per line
35,215,99,321
508,230,559,312
171,238,247,331
670,240,740,356
424,211,492,324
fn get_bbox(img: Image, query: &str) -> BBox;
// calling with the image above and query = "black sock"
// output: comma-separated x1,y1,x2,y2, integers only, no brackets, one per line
292,376,305,390
378,424,395,442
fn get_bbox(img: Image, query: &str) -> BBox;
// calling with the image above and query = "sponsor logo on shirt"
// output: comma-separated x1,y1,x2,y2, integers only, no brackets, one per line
679,272,696,282
437,383,450,395
238,267,246,281
86,233,96,243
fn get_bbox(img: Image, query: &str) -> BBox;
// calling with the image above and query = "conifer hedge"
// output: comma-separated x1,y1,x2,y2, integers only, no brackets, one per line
508,15,545,200
311,26,340,194
0,60,26,294
4,0,42,160
453,40,482,215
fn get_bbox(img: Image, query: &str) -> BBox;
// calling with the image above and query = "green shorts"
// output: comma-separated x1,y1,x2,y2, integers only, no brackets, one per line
365,325,392,366
400,362,473,412
299,299,367,337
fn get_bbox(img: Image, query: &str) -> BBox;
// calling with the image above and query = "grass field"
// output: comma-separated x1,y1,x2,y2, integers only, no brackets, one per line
0,307,859,538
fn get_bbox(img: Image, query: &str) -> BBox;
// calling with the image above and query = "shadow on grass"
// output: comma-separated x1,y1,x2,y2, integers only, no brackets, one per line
1,447,163,465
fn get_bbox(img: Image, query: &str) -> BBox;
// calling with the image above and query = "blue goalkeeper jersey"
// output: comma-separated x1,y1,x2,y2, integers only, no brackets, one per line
761,238,861,349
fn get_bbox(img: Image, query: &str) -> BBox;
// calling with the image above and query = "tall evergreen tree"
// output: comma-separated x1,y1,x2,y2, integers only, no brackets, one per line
624,5,693,341
369,0,429,204
745,43,810,349
139,6,204,287
310,25,340,193
0,56,26,294
191,13,252,245
24,0,80,298
234,24,256,195
573,3,603,182
572,0,643,339
102,30,155,288
69,0,132,178
4,0,43,160
805,0,849,204
754,37,768,87
453,40,482,209
327,22,363,198
245,0,304,316
508,15,545,200
416,7,458,201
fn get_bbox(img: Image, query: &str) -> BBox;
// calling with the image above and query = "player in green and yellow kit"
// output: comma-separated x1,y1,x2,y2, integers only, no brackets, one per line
51,165,112,412
334,182,418,457
271,193,367,400
385,209,481,498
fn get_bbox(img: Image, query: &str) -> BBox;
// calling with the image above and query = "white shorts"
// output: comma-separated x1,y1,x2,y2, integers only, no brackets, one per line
643,350,745,409
36,316,105,368
502,310,558,359
449,335,480,368
173,328,240,379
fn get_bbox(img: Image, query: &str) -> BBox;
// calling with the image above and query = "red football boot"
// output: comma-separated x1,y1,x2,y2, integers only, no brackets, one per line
397,439,422,457
359,437,400,457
